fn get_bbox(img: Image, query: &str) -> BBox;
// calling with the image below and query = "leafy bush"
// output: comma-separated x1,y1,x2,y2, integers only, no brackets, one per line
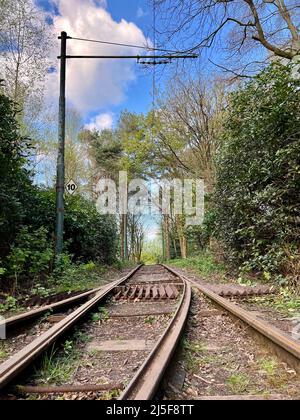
18,189,118,265
0,296,18,314
5,226,53,292
64,195,118,264
187,204,217,253
50,258,109,293
0,93,118,293
0,94,33,260
214,62,300,281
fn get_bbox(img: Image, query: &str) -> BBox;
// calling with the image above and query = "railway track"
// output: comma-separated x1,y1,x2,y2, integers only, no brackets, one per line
163,265,300,375
0,287,105,331
0,264,299,400
0,264,191,400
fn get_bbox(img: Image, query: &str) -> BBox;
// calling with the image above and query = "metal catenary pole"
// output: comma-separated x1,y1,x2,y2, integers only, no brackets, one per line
55,31,68,257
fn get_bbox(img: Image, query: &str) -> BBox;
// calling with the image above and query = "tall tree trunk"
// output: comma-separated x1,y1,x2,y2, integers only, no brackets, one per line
172,235,178,258
175,215,187,259
123,213,128,261
161,219,165,261
180,236,187,259
164,215,171,261
120,214,128,260
130,215,135,262
120,215,124,260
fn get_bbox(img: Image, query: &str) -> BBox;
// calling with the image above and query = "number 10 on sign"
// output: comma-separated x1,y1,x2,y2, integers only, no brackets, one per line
66,180,78,195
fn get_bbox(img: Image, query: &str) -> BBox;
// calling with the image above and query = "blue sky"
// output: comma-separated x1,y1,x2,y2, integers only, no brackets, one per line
37,0,157,130
36,0,235,131
35,0,162,240
36,0,270,131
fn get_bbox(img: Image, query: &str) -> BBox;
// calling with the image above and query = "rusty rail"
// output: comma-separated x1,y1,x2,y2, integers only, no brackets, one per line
0,288,103,331
1,269,146,331
15,383,124,395
119,270,191,400
0,265,142,391
163,265,300,374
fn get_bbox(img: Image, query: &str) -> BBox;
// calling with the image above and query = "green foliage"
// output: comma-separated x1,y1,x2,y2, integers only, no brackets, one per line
0,94,33,260
50,258,108,293
99,307,110,322
181,338,206,373
187,206,217,253
17,189,118,265
0,295,18,313
144,316,155,325
214,63,300,280
85,129,123,178
0,94,118,294
64,195,118,264
118,111,154,179
141,239,163,264
91,313,101,323
170,251,225,276
36,346,79,385
73,329,91,344
227,373,250,394
2,226,53,293
248,288,300,315
259,358,278,377
31,284,51,298
91,306,110,323
0,187,117,293
62,340,74,356
6,226,53,282
0,342,8,361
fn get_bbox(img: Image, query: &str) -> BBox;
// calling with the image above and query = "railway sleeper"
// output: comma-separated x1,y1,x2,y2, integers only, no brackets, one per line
113,284,181,301
207,285,276,298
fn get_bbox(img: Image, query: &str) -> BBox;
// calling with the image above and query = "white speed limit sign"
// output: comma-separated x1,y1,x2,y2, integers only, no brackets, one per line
65,179,78,195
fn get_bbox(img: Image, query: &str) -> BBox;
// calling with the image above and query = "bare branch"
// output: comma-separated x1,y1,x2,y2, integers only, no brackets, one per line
154,0,300,76
245,0,294,59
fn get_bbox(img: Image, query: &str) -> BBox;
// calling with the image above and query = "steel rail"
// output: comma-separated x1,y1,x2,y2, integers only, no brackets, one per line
119,270,191,401
1,270,141,330
0,265,142,391
163,265,300,374
0,288,104,330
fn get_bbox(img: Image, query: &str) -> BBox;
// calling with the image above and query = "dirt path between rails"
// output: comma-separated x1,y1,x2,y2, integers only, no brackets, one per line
162,290,300,400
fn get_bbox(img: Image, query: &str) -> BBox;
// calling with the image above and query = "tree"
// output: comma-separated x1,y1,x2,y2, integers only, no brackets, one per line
117,112,155,260
128,214,145,263
155,77,226,190
141,238,163,264
0,94,33,260
213,62,300,283
86,128,123,180
118,111,154,179
0,0,8,26
0,0,52,114
84,127,126,258
37,109,94,195
141,78,226,259
64,195,118,264
154,0,300,76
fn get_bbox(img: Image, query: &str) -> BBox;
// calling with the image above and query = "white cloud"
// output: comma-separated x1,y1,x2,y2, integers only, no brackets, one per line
85,112,113,131
46,0,150,115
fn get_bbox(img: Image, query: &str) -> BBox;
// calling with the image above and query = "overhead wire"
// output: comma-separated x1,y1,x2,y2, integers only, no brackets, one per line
70,36,186,55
